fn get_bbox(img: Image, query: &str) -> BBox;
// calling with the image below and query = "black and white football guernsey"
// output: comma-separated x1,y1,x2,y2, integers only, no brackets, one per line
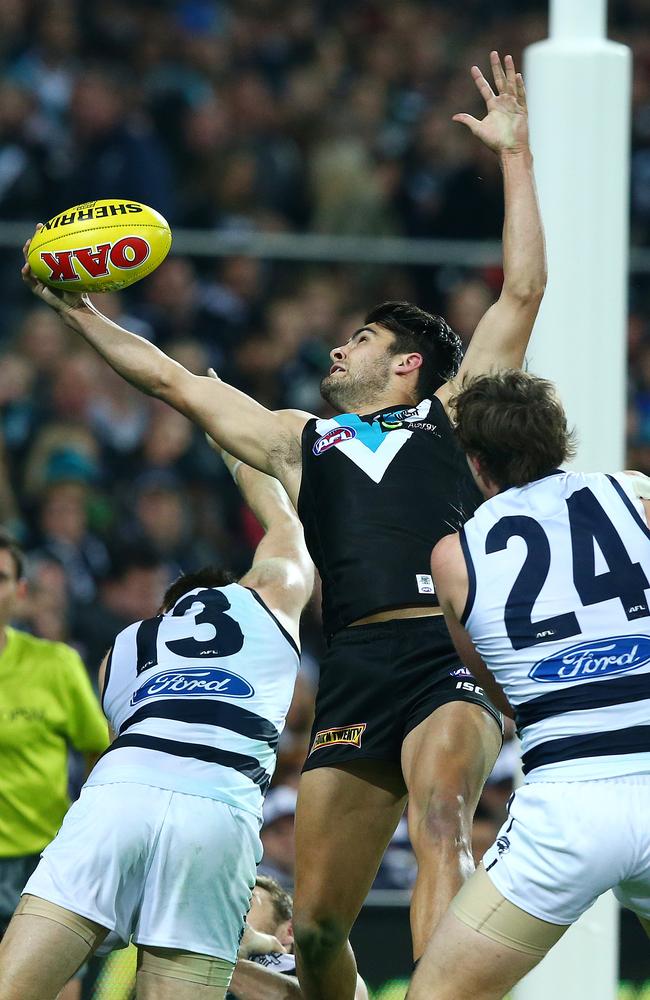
298,397,482,635
460,471,650,781
87,584,299,820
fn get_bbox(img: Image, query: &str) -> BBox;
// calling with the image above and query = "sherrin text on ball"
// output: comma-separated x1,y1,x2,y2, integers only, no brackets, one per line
27,199,172,293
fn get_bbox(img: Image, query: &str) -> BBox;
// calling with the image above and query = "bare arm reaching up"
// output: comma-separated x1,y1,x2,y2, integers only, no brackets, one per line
21,243,310,503
437,52,546,412
222,451,314,650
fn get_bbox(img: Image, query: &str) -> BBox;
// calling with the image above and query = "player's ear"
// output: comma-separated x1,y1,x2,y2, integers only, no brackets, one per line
394,352,423,375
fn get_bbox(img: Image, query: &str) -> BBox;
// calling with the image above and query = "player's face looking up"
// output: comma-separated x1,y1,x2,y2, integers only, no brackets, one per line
320,301,463,413
320,325,401,411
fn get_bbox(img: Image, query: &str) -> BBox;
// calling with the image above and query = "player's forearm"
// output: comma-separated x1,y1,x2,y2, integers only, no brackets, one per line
61,301,183,398
231,460,298,529
229,960,302,1000
499,149,546,303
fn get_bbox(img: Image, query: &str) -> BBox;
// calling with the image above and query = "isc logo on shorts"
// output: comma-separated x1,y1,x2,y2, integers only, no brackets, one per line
309,723,367,754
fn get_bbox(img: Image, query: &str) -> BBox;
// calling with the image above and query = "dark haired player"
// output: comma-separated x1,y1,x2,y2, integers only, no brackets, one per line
23,52,545,1000
409,371,650,999
0,455,313,1000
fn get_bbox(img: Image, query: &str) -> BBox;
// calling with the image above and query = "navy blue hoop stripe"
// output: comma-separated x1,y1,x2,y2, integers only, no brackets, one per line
516,673,650,731
247,589,300,656
101,645,114,713
103,733,271,792
521,725,650,775
119,698,280,748
459,528,477,626
606,475,650,540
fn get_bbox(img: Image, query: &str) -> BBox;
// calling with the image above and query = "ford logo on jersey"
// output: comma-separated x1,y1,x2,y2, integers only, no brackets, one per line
130,667,254,704
313,426,356,455
530,635,650,682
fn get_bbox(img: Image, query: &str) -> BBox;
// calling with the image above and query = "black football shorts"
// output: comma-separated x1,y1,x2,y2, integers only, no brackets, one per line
302,615,503,772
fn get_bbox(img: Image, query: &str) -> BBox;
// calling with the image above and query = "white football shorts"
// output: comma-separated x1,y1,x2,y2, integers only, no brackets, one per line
482,774,650,925
23,782,262,963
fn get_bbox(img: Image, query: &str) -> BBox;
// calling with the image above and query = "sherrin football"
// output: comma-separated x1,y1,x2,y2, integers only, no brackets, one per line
27,199,172,293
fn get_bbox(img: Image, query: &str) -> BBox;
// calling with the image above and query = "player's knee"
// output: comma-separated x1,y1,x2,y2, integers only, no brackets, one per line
412,789,472,856
293,913,348,966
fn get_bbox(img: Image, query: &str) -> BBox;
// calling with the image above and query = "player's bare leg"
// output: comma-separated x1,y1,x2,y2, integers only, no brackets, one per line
136,946,233,999
401,701,502,960
293,760,407,1000
406,907,556,1000
0,895,107,1000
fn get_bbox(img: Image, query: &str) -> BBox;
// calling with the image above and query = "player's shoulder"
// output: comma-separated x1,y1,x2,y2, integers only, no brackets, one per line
430,531,463,574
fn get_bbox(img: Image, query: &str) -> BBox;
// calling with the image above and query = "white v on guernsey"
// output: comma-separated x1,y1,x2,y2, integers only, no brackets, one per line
459,470,650,782
87,583,300,819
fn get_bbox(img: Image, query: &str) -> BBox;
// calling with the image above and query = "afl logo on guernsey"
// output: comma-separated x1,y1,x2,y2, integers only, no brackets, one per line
131,667,254,704
313,426,356,455
530,635,650,683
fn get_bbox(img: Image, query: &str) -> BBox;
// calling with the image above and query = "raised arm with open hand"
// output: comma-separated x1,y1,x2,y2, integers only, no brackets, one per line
21,233,309,503
436,51,545,411
453,50,529,154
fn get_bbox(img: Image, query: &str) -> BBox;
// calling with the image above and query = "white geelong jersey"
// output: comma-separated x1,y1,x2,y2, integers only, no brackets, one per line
86,584,300,819
460,471,650,782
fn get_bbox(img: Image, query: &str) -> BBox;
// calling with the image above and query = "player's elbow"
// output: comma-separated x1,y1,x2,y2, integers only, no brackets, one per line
155,366,196,414
505,264,547,307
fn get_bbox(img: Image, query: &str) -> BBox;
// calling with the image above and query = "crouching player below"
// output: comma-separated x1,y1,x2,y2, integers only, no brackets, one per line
409,370,650,1000
0,453,314,1000
228,876,368,1000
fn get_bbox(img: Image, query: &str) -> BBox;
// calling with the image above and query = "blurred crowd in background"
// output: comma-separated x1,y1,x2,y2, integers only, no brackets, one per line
1,0,650,891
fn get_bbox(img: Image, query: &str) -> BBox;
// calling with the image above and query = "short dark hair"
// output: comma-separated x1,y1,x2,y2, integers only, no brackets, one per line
160,566,237,613
255,875,293,925
0,529,24,580
365,301,463,398
451,369,577,490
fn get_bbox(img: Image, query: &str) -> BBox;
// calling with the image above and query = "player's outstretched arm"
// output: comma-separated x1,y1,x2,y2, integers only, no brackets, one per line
223,451,314,649
431,534,514,718
437,52,546,410
21,235,310,495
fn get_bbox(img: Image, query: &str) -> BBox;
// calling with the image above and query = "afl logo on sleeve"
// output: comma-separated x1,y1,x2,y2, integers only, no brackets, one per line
313,426,356,455
131,667,255,704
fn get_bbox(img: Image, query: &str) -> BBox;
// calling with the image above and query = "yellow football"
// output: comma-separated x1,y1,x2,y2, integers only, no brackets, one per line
27,199,172,293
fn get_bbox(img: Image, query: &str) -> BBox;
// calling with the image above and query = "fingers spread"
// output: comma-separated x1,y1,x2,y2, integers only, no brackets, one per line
471,65,494,103
504,54,517,94
516,72,527,107
452,113,479,132
490,50,507,94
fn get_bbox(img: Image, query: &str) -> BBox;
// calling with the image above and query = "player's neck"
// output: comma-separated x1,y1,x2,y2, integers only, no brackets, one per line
352,391,419,417
0,627,9,656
